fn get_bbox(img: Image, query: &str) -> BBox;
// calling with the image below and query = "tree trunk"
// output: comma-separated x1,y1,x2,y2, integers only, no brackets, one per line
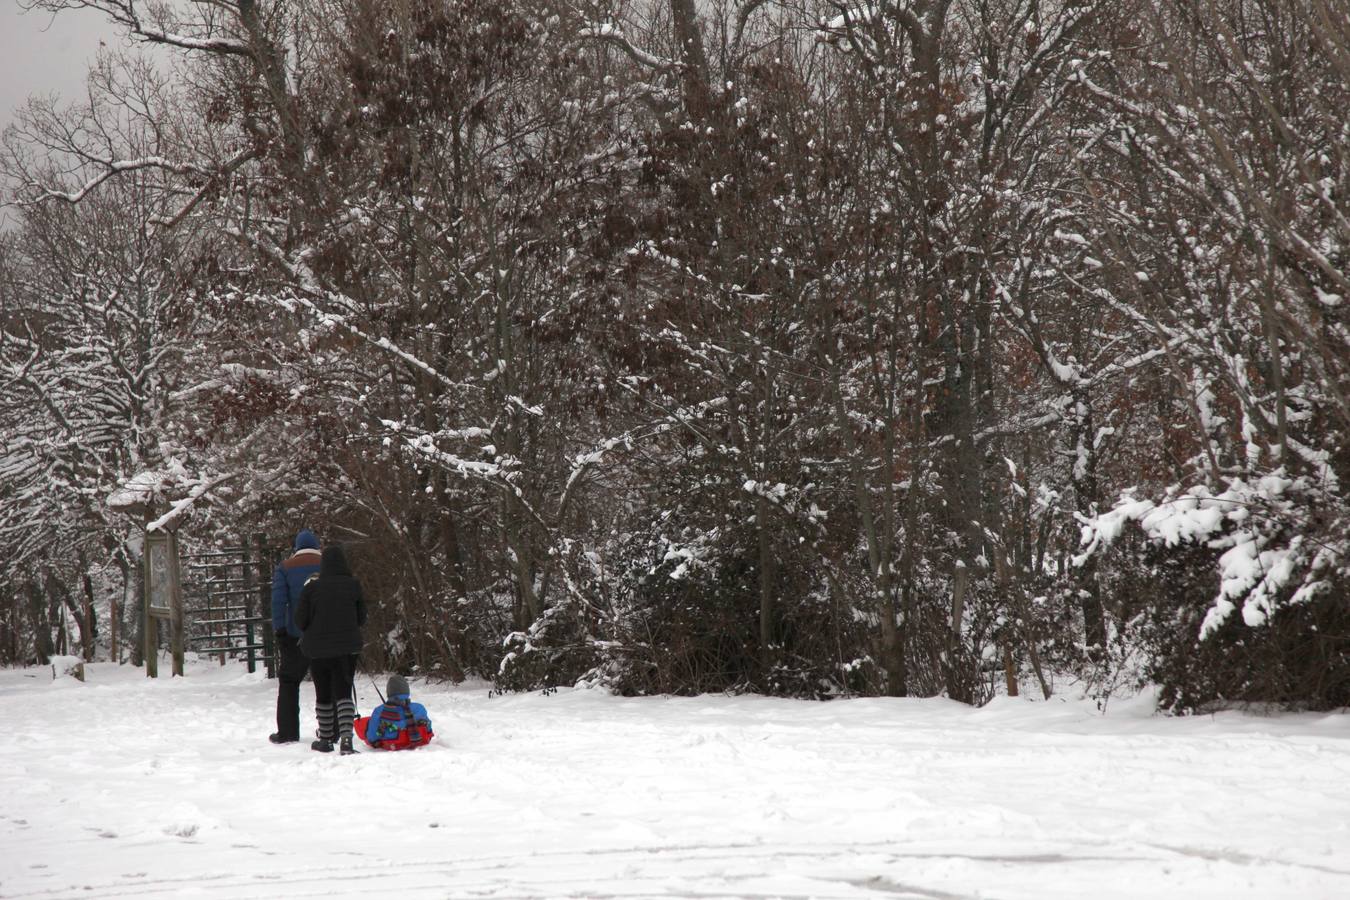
1003,646,1019,697
129,550,145,668
236,0,310,208
993,545,1052,700
81,569,98,662
28,581,53,665
757,493,775,678
1070,387,1108,650
114,553,131,664
826,362,905,695
670,0,711,118
947,562,970,702
74,549,97,661
45,568,73,657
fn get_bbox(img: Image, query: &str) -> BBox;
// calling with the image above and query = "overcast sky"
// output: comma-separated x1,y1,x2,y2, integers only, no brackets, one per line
1,2,129,228
1,3,129,130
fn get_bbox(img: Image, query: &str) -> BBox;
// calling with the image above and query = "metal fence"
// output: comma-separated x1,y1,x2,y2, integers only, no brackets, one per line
182,535,277,677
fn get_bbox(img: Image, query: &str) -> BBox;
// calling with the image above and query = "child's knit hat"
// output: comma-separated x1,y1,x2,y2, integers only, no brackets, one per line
387,674,410,699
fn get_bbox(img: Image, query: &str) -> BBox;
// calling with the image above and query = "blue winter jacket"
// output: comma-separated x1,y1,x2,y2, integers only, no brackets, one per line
363,692,434,747
271,530,321,638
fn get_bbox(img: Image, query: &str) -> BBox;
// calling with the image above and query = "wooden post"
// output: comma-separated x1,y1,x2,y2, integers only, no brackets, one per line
144,528,182,677
142,510,156,677
168,531,185,677
143,583,158,678
110,570,119,664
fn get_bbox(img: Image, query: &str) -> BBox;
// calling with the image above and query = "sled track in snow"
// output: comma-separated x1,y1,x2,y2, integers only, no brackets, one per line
12,837,1350,900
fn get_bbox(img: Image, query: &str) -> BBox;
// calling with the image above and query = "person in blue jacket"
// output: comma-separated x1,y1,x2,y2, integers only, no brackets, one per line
354,675,434,750
268,529,322,744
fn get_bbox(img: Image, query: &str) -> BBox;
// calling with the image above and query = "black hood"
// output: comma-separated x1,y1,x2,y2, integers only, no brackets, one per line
320,544,351,577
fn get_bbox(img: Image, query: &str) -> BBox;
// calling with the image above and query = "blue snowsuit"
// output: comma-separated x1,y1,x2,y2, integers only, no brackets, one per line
358,690,435,750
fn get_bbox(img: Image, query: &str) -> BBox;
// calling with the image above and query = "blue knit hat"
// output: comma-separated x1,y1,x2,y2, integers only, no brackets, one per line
294,529,319,551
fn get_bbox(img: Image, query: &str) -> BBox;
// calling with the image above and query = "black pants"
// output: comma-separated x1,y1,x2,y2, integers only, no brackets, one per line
274,633,310,741
311,654,358,741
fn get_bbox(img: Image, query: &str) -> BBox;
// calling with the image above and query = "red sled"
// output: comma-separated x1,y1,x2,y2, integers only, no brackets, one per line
354,714,435,750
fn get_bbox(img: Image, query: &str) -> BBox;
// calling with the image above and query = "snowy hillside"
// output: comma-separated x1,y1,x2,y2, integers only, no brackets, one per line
2,659,1348,899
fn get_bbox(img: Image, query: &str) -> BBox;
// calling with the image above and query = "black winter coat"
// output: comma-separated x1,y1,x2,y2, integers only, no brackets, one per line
295,545,367,659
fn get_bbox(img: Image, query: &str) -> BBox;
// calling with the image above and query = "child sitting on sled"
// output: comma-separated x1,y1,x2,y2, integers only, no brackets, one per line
354,675,434,750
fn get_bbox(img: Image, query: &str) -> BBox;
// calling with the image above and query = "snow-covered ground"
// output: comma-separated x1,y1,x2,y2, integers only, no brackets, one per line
2,658,1349,899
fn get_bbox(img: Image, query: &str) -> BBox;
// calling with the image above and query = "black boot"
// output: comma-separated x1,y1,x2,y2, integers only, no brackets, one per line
336,697,356,756
268,732,297,744
311,738,334,752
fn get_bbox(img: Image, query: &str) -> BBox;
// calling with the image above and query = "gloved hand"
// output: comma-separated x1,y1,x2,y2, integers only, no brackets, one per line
274,630,290,647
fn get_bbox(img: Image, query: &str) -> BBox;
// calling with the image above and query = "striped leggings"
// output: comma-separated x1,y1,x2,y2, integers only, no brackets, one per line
311,654,358,740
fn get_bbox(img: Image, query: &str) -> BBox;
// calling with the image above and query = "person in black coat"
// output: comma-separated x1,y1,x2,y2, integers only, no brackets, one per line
295,544,367,755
